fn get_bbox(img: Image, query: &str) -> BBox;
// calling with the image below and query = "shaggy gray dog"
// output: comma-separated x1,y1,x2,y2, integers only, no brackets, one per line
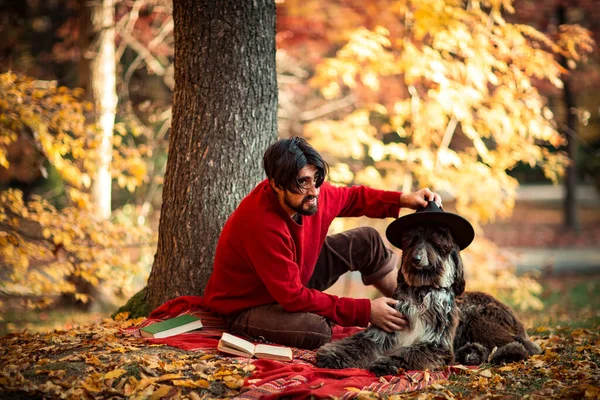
315,225,540,376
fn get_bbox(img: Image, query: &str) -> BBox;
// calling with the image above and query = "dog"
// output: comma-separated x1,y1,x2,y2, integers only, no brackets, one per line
315,223,541,376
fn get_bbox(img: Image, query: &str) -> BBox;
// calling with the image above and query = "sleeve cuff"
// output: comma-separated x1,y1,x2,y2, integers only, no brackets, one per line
382,190,402,218
356,298,372,327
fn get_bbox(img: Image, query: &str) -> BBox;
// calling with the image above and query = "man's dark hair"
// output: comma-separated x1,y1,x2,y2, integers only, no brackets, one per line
263,137,329,193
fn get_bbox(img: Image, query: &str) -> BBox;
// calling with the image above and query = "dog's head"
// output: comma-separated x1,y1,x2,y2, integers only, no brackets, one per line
397,224,465,295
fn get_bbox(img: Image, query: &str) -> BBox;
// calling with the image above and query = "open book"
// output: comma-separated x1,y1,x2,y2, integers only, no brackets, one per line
217,332,293,362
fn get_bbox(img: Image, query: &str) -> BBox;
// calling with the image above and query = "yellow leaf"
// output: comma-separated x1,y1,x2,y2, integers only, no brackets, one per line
423,369,431,383
194,379,210,389
189,392,202,400
149,385,172,400
498,365,515,372
134,377,157,392
81,174,91,188
172,379,199,388
75,293,89,304
104,368,127,380
156,373,183,382
117,175,127,188
479,369,492,378
81,380,101,393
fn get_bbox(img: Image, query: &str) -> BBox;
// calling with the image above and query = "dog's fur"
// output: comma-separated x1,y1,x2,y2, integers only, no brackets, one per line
315,225,541,375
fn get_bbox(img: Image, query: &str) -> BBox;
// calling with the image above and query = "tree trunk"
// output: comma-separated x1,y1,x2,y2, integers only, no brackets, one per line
79,0,117,220
146,0,278,310
66,0,116,309
557,5,579,231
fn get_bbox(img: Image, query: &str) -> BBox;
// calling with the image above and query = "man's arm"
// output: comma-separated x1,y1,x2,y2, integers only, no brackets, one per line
329,184,443,220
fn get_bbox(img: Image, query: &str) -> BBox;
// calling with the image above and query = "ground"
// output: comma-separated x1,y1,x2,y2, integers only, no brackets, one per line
1,273,598,399
2,198,599,398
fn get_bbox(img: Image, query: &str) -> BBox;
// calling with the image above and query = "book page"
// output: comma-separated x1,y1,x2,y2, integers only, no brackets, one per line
220,333,255,355
254,344,293,360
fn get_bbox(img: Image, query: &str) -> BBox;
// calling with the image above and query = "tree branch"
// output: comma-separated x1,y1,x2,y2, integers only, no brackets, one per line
435,116,458,172
298,95,357,122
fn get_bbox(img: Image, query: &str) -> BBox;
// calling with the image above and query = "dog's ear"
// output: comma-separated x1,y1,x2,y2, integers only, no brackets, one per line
451,249,465,296
396,260,408,289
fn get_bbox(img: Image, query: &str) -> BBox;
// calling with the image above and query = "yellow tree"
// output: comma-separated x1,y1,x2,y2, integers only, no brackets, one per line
0,72,150,309
278,0,593,308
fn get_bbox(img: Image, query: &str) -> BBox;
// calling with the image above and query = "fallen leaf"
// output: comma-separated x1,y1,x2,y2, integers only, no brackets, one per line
479,369,492,378
104,368,127,380
150,385,173,400
156,373,183,382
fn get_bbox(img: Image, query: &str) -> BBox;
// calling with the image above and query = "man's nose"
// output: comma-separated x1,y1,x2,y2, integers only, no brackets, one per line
306,186,319,196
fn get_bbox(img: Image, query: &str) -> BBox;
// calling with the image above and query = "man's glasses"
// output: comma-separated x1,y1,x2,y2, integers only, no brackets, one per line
296,173,324,191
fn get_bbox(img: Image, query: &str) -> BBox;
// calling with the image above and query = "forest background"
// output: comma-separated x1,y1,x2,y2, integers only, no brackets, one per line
0,0,599,333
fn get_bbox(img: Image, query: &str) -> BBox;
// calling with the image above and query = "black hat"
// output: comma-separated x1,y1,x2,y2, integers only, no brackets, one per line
386,201,475,250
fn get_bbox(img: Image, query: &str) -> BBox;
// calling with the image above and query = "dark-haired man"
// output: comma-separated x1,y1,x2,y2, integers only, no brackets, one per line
204,137,442,349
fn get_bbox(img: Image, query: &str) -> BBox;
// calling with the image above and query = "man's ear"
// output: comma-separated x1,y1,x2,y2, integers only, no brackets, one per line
269,179,284,196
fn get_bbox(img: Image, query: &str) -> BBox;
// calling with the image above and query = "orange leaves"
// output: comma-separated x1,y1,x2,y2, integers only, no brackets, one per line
0,72,154,312
0,316,259,398
104,368,128,380
293,0,595,241
557,24,595,63
0,187,152,310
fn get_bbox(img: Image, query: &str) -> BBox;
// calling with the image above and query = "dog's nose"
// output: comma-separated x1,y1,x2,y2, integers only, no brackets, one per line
412,254,422,264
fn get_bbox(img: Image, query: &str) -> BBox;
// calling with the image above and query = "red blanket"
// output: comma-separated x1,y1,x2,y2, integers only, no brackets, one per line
124,296,452,399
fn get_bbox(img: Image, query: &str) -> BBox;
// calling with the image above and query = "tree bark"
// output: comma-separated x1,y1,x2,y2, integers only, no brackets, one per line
79,0,117,220
146,0,278,310
66,0,116,309
557,5,579,231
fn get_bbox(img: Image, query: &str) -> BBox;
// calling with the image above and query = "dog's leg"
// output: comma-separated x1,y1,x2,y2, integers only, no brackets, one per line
455,342,490,365
316,328,396,370
515,335,542,356
368,343,453,376
489,342,529,365
456,336,541,366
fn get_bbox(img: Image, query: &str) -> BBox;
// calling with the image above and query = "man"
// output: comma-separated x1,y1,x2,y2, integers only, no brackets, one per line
204,137,442,349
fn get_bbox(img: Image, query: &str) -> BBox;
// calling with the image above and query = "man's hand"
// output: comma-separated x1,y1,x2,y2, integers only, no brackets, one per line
370,297,408,333
400,188,442,210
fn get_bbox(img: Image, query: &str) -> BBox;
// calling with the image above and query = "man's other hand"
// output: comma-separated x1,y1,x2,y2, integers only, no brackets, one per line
370,297,408,333
400,188,442,209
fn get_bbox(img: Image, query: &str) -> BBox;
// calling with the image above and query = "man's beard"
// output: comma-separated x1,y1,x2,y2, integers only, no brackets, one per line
285,193,318,216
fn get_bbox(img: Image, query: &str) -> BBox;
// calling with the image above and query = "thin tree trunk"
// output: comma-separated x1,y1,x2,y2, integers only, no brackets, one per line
146,0,278,310
66,0,116,309
79,0,117,220
557,5,579,231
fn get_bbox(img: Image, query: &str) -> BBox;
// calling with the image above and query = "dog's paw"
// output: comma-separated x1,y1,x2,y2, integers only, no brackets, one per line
368,357,402,377
490,342,528,365
315,347,350,369
455,343,490,365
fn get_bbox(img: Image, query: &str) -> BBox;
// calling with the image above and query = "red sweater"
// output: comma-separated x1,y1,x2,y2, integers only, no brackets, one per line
204,180,402,327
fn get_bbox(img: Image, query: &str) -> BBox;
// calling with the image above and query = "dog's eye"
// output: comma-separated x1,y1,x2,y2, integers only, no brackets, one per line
432,233,454,252
401,235,416,249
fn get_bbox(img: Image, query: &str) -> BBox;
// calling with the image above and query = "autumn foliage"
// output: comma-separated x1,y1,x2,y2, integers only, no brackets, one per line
0,72,152,308
0,0,596,313
277,0,593,309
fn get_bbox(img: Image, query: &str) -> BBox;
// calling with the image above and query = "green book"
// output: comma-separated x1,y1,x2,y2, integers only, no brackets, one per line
140,314,203,339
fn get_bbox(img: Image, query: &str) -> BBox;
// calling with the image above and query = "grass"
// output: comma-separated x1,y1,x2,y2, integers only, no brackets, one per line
0,308,109,337
520,273,600,330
